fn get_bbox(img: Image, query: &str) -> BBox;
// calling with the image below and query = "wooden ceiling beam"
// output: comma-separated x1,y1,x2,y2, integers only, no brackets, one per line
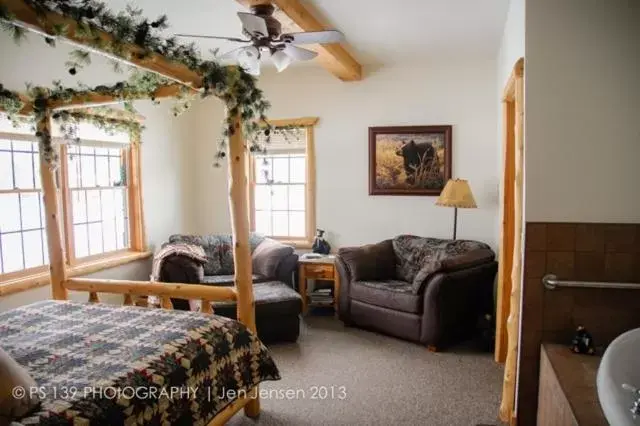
2,0,203,87
236,0,362,81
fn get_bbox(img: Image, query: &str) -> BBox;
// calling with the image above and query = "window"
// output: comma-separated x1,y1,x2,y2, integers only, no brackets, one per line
0,138,48,275
249,118,317,246
0,113,146,287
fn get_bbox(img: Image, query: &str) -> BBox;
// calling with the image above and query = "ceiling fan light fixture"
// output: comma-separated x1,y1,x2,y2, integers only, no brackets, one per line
271,50,293,72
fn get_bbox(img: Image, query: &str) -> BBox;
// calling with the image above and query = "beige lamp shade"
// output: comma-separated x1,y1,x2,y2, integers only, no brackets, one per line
436,179,477,208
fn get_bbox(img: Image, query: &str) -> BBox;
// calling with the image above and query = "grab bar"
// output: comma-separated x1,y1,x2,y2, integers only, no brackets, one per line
543,274,640,290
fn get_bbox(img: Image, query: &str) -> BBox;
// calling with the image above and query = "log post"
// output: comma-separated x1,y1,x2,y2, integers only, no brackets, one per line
37,110,68,300
227,111,259,418
499,61,524,424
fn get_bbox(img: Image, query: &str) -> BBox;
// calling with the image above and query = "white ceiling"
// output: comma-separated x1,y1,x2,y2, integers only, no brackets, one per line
109,0,510,65
0,0,510,90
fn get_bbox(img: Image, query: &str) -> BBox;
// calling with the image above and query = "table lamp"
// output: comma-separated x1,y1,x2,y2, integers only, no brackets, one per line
435,179,477,240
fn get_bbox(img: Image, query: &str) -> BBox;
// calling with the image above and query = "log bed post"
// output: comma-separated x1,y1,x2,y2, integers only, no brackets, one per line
38,109,69,300
227,111,260,418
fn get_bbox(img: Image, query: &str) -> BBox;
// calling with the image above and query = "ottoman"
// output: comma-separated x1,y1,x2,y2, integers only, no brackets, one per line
199,281,302,344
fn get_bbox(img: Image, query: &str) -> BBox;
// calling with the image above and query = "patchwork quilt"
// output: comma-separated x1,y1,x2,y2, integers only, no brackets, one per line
0,301,280,425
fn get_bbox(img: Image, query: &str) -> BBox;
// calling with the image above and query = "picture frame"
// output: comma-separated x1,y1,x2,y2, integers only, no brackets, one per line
368,125,452,196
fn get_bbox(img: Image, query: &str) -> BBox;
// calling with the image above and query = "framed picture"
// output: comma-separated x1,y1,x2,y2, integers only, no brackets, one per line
368,125,452,196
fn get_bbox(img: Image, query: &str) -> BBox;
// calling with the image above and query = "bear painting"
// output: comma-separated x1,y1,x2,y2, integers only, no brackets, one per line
369,125,452,196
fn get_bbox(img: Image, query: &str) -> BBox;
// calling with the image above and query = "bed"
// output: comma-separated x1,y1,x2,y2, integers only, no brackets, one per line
0,300,280,425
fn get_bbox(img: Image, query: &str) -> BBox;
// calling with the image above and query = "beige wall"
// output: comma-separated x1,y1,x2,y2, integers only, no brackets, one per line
189,61,500,249
525,0,640,222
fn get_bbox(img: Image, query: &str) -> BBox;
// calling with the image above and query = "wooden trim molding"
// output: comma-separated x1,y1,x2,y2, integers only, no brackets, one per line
267,117,319,128
0,250,151,297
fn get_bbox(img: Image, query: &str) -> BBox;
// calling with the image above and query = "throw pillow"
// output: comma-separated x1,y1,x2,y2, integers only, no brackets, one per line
0,347,40,420
252,239,294,278
338,240,396,281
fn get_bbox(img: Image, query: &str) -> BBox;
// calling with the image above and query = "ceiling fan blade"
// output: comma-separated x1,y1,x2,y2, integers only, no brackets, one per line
174,34,250,43
282,30,344,45
283,45,318,61
217,46,250,62
271,50,293,72
238,12,269,38
237,46,261,76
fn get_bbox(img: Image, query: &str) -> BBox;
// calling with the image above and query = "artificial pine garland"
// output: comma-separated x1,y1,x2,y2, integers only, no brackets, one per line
0,0,291,167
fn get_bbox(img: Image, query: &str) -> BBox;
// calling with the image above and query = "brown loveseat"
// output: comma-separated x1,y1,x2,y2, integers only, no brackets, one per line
336,235,497,350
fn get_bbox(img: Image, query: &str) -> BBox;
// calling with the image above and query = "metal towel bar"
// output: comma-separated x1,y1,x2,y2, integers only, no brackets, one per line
543,274,640,290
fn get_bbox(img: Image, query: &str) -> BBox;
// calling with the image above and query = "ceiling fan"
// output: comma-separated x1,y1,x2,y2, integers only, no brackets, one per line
175,4,344,76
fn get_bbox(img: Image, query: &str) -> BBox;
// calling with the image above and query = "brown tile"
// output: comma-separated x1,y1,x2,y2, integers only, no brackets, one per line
546,223,576,251
522,278,544,333
525,251,547,278
546,251,576,280
526,223,547,251
604,252,636,282
605,224,638,252
575,223,605,252
574,252,605,281
572,288,640,346
542,290,574,334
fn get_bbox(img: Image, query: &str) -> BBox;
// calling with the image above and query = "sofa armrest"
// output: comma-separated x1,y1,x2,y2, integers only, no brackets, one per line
159,254,204,284
336,256,353,323
420,261,497,347
337,239,396,281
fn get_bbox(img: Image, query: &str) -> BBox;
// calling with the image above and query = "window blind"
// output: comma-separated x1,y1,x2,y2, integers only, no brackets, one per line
256,126,307,154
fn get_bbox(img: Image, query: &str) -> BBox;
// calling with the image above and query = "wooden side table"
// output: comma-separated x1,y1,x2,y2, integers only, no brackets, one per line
298,256,339,313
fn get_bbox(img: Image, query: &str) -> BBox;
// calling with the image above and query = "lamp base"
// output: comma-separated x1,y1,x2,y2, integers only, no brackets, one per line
452,207,458,240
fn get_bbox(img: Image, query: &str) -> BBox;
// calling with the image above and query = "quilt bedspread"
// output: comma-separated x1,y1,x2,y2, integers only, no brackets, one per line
0,300,280,425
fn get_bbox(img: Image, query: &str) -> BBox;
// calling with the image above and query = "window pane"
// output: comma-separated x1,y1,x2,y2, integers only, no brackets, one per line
115,214,127,249
2,233,23,272
13,152,34,189
272,157,289,183
109,156,122,186
81,155,96,187
272,211,288,236
0,194,21,232
74,224,89,258
290,156,306,183
80,146,94,155
289,212,305,237
20,193,41,230
288,185,305,211
23,230,44,268
255,185,272,211
0,151,13,189
72,191,87,224
96,156,109,187
271,186,287,210
103,218,117,253
0,139,11,150
86,190,101,222
33,153,41,189
88,223,103,255
255,157,272,184
255,211,271,235
67,152,80,188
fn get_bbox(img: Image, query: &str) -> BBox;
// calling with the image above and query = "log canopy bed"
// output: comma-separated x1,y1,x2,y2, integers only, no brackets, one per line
0,0,286,424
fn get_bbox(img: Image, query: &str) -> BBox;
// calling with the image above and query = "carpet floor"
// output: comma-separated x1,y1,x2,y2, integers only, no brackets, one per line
228,315,503,426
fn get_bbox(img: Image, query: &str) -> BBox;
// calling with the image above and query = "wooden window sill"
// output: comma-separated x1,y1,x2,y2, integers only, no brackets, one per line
0,251,152,297
273,239,314,249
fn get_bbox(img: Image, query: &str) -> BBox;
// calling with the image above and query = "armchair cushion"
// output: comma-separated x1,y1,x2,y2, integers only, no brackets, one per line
338,240,396,281
252,238,295,279
351,280,421,314
392,235,492,293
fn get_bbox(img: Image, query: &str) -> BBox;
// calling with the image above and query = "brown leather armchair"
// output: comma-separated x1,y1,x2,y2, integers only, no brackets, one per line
336,237,498,350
